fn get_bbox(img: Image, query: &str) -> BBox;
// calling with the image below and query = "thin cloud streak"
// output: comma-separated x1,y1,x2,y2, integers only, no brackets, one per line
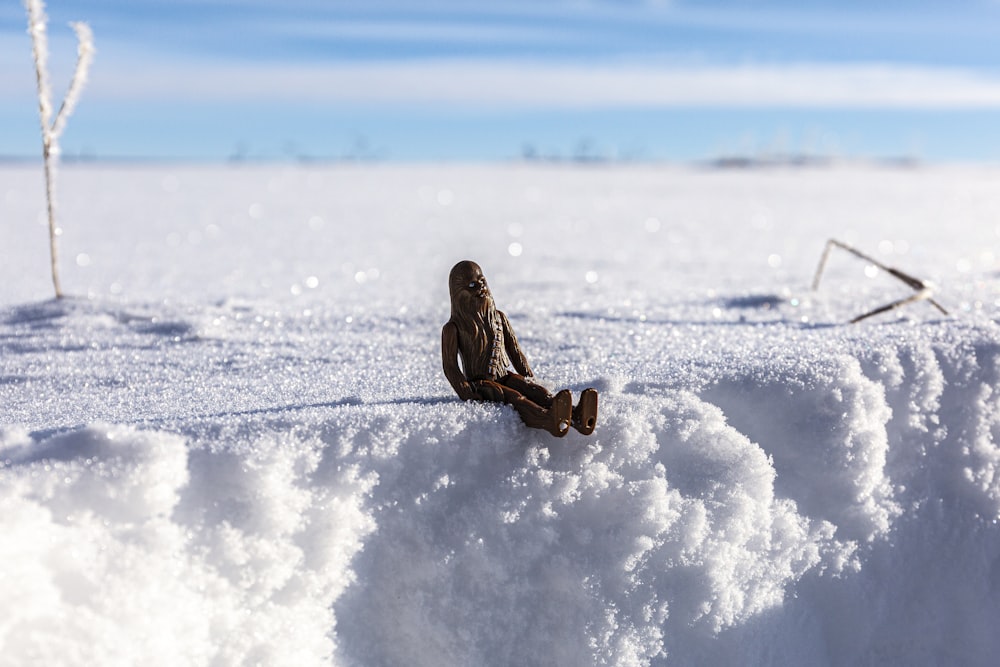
268,19,579,45
77,60,1000,110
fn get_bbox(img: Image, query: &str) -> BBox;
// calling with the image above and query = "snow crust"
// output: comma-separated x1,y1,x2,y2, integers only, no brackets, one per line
2,163,1000,665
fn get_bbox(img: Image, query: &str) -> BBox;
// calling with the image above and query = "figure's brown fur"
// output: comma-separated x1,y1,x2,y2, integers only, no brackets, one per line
447,260,514,381
441,260,597,437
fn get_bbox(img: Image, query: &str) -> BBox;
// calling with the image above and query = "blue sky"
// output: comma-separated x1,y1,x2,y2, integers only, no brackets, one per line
2,0,1000,162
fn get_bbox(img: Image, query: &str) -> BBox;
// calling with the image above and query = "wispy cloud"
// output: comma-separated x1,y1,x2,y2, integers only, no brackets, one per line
267,18,578,46
70,59,1000,110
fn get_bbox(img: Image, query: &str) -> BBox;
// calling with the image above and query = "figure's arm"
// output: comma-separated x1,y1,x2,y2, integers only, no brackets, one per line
442,321,476,400
499,310,533,378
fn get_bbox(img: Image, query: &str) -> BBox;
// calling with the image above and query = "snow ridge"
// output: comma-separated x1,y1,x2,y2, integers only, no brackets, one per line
3,315,1000,665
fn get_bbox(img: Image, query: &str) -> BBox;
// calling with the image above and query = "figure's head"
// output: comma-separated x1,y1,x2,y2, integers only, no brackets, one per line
449,260,493,317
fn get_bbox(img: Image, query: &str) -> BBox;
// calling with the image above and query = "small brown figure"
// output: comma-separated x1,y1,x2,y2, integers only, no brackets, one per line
442,260,598,437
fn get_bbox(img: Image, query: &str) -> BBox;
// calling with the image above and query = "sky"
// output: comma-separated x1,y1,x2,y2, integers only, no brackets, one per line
2,0,1000,162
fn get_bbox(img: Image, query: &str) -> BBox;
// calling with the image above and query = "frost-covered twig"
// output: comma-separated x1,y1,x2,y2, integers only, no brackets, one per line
24,0,95,299
52,22,95,141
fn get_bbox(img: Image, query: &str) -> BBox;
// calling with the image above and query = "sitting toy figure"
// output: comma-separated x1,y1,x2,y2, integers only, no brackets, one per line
441,260,598,437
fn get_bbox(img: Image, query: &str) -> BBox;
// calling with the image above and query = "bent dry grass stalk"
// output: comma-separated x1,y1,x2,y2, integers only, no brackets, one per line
24,0,94,299
812,238,949,324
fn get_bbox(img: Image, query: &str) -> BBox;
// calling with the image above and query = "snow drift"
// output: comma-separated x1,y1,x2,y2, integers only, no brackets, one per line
2,163,1000,665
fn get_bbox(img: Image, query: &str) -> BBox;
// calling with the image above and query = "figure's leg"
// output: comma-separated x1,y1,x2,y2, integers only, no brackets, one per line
502,374,555,408
503,390,570,437
472,379,508,403
572,388,599,435
504,375,597,436
525,389,570,437
472,378,570,437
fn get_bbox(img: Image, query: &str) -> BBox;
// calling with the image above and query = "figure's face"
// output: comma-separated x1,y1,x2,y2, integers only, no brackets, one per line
465,265,489,299
450,260,492,312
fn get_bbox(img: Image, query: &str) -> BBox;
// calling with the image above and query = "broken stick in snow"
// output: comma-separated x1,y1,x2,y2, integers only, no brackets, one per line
812,239,948,324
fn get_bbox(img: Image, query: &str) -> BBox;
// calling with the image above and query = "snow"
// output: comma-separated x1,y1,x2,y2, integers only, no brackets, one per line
2,162,1000,665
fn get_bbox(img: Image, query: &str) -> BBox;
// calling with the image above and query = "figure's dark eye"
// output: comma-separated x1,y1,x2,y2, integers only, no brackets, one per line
468,281,477,288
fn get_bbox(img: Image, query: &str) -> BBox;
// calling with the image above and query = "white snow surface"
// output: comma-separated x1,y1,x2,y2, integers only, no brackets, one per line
2,163,1000,666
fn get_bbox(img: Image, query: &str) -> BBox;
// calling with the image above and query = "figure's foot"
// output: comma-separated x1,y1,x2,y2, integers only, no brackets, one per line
573,388,598,435
548,389,573,437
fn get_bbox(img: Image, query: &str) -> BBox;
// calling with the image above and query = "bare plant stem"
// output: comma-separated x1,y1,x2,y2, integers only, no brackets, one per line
25,0,93,300
42,141,62,298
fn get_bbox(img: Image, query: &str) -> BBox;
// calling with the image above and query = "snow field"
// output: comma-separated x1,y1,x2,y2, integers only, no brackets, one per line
2,163,1000,665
